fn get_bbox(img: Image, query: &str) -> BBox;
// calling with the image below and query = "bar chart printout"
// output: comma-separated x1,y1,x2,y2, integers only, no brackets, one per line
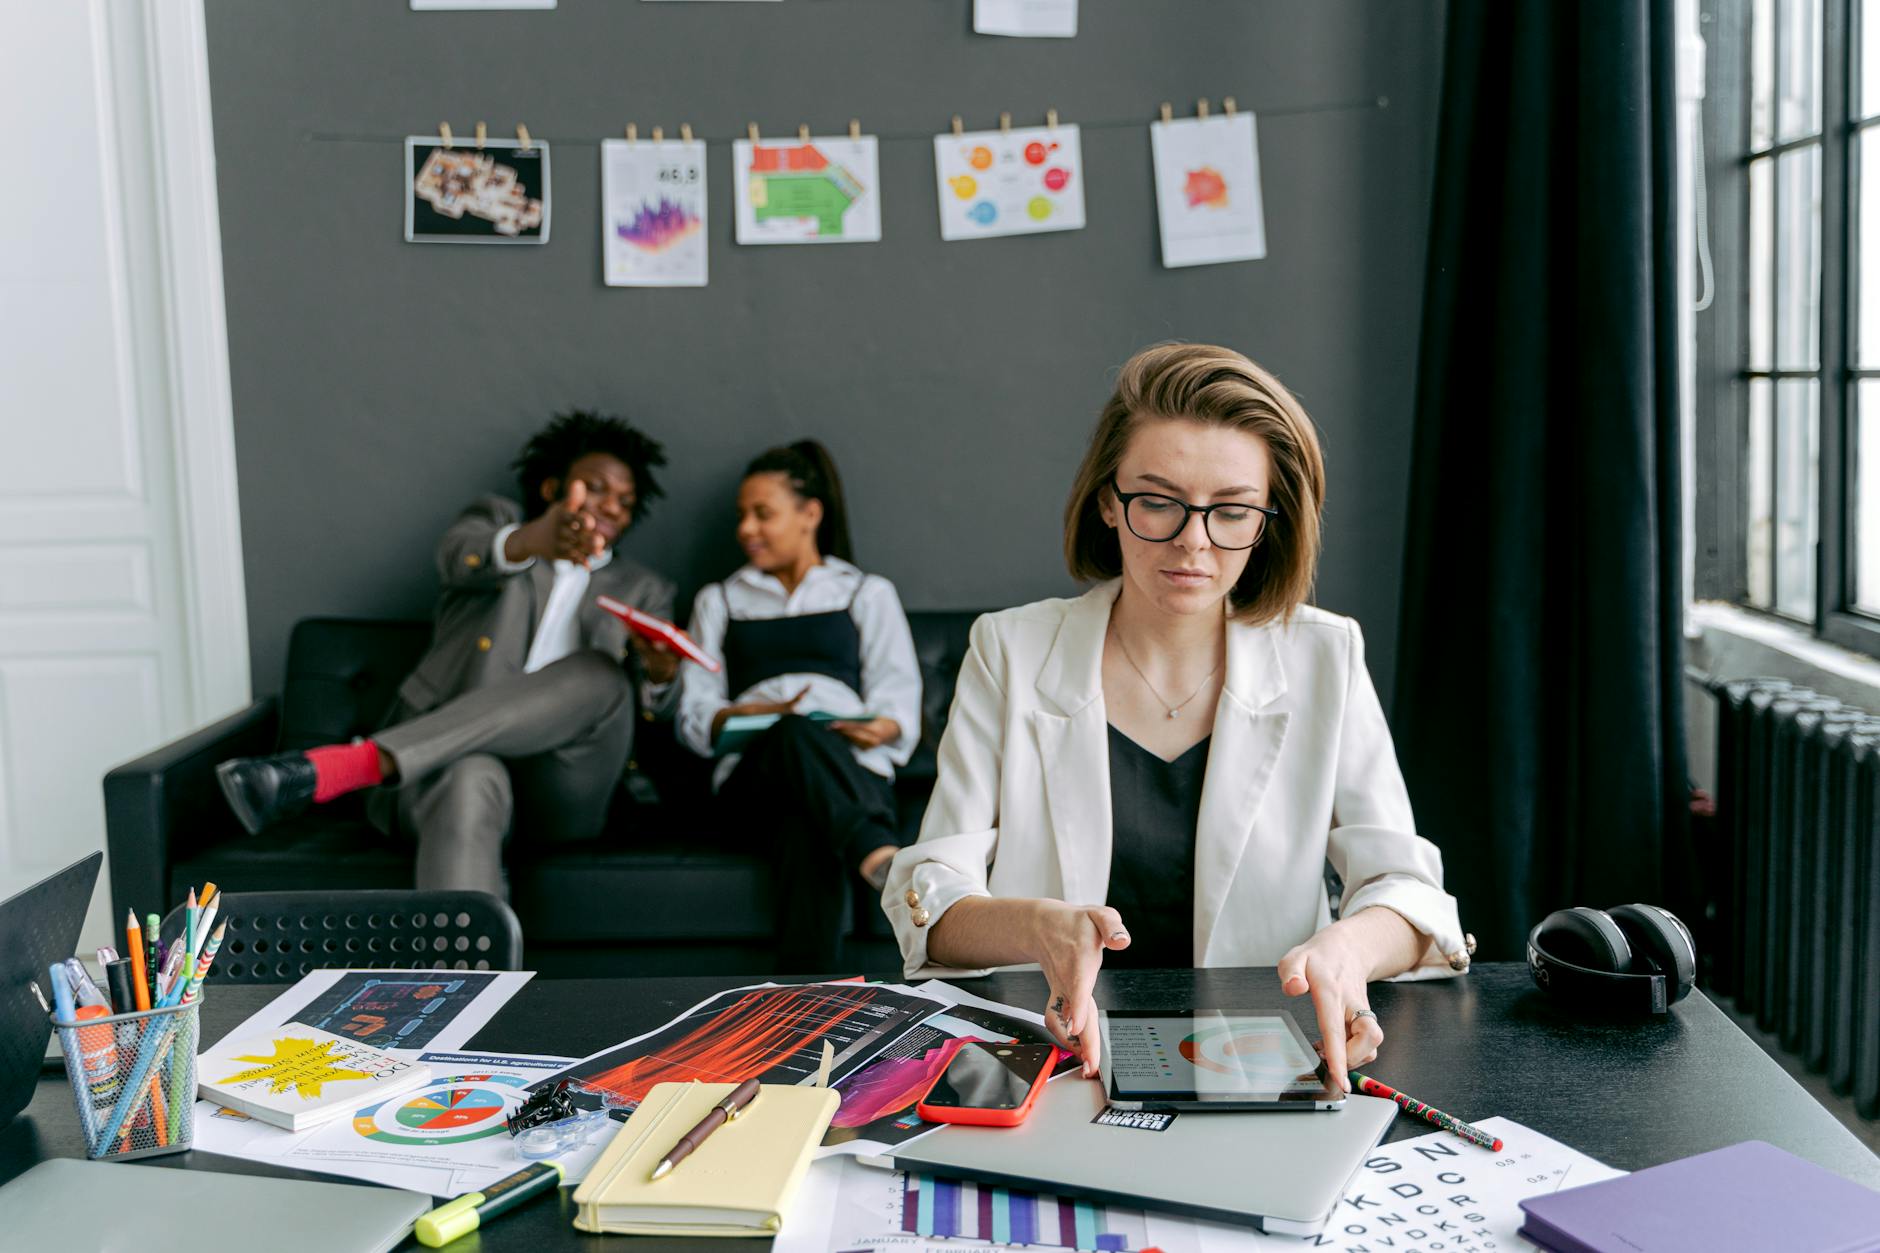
899,1173,1146,1252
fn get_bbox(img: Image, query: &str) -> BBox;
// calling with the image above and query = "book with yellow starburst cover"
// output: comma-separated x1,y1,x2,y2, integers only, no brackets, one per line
197,1021,432,1131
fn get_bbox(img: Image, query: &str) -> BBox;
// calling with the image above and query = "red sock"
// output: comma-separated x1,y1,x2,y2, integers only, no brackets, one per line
305,740,384,803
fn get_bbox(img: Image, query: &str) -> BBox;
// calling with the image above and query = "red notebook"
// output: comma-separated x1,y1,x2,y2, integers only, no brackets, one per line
595,595,720,672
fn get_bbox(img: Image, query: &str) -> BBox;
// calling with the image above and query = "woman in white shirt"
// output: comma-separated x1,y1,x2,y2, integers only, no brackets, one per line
881,343,1470,1087
679,441,923,971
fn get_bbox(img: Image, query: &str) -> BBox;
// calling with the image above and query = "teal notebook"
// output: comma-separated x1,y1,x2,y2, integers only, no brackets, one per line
714,710,874,755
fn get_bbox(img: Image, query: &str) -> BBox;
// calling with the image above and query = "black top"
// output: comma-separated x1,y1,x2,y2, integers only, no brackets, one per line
719,582,865,698
1103,724,1209,969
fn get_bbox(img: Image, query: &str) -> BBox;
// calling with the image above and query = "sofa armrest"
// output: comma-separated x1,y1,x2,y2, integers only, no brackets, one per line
104,698,279,917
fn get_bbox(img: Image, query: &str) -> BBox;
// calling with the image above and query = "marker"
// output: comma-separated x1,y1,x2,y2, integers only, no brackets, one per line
414,1161,564,1247
144,914,160,1005
49,965,100,1148
1350,1072,1503,1152
104,959,136,1017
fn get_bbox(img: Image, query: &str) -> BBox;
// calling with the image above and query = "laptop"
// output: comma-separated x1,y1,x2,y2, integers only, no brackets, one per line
0,1160,428,1253
873,1070,1397,1236
0,852,102,1124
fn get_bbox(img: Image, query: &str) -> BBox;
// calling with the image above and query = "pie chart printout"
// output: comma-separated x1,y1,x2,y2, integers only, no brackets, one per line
351,1073,530,1146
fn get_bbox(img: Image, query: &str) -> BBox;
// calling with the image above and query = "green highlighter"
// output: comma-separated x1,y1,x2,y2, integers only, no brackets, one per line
415,1160,564,1247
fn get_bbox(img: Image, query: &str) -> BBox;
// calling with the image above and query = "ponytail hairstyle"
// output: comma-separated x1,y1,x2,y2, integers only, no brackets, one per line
743,440,853,564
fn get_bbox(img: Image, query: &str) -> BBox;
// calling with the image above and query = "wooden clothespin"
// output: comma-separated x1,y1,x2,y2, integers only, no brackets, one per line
516,122,533,151
798,123,810,142
1196,98,1211,119
999,111,1011,134
625,122,638,143
1224,97,1238,116
652,126,664,142
474,121,486,149
1160,102,1173,124
680,123,693,142
748,122,760,143
951,115,964,136
849,118,861,140
438,121,454,149
1046,108,1058,129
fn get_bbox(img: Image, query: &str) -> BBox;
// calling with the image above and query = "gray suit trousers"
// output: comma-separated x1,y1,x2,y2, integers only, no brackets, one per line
368,650,636,896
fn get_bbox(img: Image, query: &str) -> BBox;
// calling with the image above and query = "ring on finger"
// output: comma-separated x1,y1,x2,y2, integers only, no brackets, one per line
1348,1007,1377,1026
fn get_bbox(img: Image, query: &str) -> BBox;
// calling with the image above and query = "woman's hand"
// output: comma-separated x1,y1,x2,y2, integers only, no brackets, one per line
1277,915,1406,1094
709,685,811,742
829,717,900,749
1030,902,1132,1078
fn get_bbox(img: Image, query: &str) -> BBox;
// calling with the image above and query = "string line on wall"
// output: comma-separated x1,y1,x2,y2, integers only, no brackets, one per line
306,94,1389,149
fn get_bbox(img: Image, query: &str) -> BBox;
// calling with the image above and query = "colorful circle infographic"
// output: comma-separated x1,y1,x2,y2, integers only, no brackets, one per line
1179,1024,1295,1084
351,1073,530,1146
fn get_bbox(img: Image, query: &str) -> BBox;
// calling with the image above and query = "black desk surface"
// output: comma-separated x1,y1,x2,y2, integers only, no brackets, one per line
4,964,1877,1250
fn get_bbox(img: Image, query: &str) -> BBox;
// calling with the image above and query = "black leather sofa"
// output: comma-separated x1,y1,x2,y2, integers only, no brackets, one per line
103,611,984,976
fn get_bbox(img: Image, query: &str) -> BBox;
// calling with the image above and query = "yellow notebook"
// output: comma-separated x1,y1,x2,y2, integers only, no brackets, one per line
572,1080,840,1237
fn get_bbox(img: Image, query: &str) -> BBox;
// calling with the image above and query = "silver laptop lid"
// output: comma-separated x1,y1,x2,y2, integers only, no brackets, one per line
887,1069,1396,1236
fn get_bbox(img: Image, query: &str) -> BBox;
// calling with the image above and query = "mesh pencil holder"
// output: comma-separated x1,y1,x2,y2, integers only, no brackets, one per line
52,996,201,1161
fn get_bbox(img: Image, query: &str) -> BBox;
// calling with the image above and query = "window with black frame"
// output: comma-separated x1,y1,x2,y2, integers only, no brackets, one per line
1701,0,1880,656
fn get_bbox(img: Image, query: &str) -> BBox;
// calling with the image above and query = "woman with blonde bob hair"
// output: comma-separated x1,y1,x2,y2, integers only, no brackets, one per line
881,342,1468,1087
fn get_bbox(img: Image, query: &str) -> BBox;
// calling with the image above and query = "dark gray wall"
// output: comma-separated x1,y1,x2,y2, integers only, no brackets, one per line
207,0,1443,705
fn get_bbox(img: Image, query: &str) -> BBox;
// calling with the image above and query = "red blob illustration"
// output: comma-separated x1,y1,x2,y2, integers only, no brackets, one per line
1043,166,1071,192
1024,141,1048,165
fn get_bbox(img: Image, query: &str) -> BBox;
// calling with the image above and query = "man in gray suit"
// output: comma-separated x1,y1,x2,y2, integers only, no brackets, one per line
215,411,679,895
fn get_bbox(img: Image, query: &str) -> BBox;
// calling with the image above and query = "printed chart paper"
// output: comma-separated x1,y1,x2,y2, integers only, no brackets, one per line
192,1051,602,1197
1150,112,1268,268
404,136,550,244
216,968,533,1054
529,979,1067,1160
779,1116,1624,1253
974,0,1077,37
733,135,882,244
601,138,708,286
934,124,1085,241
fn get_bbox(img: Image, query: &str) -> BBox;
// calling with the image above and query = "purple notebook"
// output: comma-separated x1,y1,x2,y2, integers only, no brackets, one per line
1518,1140,1880,1253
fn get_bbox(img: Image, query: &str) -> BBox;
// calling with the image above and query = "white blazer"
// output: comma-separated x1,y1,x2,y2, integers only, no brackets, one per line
882,580,1470,981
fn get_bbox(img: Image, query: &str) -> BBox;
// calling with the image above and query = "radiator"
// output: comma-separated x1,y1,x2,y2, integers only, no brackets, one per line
1708,677,1880,1119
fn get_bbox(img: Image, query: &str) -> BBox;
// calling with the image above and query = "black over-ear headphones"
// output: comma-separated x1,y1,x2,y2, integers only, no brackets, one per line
1526,904,1696,1014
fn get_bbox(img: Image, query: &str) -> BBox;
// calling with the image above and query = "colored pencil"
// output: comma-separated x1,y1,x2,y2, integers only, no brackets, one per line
126,911,149,1013
1350,1072,1503,1152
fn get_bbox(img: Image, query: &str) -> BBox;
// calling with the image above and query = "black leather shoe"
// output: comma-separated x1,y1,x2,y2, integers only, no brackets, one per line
215,752,318,835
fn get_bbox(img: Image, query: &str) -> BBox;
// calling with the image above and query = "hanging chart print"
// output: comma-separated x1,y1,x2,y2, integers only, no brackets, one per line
1150,111,1267,268
733,134,882,244
602,137,708,286
934,124,1085,241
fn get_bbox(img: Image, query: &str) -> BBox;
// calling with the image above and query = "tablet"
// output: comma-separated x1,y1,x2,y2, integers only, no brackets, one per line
1097,1009,1345,1111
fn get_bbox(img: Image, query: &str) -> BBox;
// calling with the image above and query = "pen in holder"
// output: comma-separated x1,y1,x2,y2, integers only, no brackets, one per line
52,995,201,1160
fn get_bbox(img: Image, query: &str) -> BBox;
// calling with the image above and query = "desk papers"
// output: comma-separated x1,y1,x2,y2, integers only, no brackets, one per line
776,1116,1623,1252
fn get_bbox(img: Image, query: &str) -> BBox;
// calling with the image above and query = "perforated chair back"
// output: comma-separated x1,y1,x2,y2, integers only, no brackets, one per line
160,890,523,984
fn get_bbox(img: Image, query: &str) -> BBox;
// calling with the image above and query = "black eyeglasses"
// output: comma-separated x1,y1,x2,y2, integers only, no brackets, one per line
1109,478,1277,551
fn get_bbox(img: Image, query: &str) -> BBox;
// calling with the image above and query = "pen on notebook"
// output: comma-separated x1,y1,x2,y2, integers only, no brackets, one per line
651,1077,761,1180
1349,1072,1503,1152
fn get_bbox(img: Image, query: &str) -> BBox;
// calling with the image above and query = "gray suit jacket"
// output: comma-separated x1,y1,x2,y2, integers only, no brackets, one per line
393,494,678,718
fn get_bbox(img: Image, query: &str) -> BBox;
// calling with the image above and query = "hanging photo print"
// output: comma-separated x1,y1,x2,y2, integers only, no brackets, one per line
601,137,708,286
404,135,551,245
1149,111,1267,268
732,134,882,245
933,123,1085,241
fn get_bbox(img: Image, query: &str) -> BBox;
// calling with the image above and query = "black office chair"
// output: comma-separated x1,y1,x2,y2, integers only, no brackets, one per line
159,889,523,983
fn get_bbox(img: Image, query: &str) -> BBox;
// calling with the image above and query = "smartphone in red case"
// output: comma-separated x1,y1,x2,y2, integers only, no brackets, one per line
915,1041,1056,1128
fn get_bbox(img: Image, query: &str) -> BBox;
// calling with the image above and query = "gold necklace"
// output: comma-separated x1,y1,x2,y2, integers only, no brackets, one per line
1110,625,1220,719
